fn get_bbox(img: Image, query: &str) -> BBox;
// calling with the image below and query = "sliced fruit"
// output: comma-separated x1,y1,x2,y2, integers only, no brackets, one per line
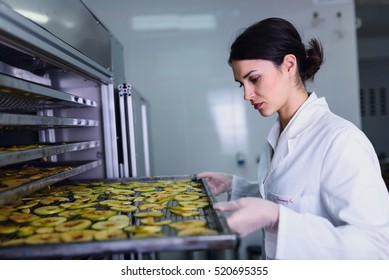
110,205,137,213
133,211,164,218
169,219,207,230
174,194,199,201
110,195,136,201
94,229,127,240
140,217,172,226
9,212,40,223
138,203,166,211
92,220,129,230
35,227,55,234
123,225,162,233
109,189,135,195
55,219,92,232
60,230,95,243
177,227,218,236
39,196,69,205
0,239,25,247
0,224,19,234
81,210,117,221
178,201,209,208
164,186,187,192
17,226,35,237
133,187,156,192
108,215,130,223
30,217,67,227
59,202,97,209
34,206,65,215
99,200,132,207
16,200,39,209
169,209,200,217
25,233,61,244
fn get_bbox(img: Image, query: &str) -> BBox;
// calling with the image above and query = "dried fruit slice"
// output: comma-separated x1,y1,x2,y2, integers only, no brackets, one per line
81,210,117,221
55,219,92,232
108,215,130,223
138,203,166,211
169,209,200,217
123,225,162,233
31,217,67,227
169,219,207,230
110,205,137,213
92,220,129,230
59,202,97,209
164,186,187,192
140,217,172,226
0,224,19,234
60,230,95,243
34,206,65,215
58,207,95,218
99,200,132,207
109,189,135,195
133,211,164,218
177,227,218,236
174,195,200,201
0,239,25,247
39,196,69,205
17,226,35,237
178,201,209,208
25,233,61,244
94,229,127,240
133,187,156,192
16,200,39,210
9,212,40,223
35,227,55,234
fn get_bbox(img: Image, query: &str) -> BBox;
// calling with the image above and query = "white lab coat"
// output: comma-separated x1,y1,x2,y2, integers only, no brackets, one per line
230,92,389,259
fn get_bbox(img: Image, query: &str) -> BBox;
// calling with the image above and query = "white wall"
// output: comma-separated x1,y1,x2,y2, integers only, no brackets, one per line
84,0,360,180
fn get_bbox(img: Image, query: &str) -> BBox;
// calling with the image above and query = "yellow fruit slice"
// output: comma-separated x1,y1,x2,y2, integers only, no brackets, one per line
39,196,69,205
133,187,156,192
35,227,55,234
55,219,92,232
164,186,187,192
31,217,67,227
81,210,117,221
178,201,209,208
60,230,95,243
59,202,97,209
110,205,137,213
9,212,40,223
0,239,25,247
94,229,127,241
169,219,207,230
109,189,135,195
0,224,19,234
17,226,35,237
57,207,95,218
140,217,172,226
92,220,129,230
108,215,130,223
133,211,164,218
16,200,39,210
25,233,61,244
138,204,166,211
174,195,200,201
123,225,162,233
169,209,200,217
99,200,132,207
34,206,65,215
177,227,218,236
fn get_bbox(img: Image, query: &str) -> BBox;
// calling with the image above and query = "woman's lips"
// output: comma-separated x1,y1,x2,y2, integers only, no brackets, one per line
253,103,263,110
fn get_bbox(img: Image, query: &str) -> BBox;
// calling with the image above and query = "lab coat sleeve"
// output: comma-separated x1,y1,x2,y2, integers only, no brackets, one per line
230,175,261,200
275,128,389,259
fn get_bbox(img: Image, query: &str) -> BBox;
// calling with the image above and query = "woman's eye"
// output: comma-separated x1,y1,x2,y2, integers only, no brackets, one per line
250,76,259,84
238,82,243,88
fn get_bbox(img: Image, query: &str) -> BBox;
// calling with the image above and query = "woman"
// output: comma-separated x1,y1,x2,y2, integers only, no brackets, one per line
198,17,389,259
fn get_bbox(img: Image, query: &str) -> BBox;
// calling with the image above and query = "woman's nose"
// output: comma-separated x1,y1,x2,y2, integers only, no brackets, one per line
243,88,254,101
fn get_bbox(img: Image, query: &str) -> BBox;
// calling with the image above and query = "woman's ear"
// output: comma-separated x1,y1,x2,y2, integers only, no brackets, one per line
282,54,297,75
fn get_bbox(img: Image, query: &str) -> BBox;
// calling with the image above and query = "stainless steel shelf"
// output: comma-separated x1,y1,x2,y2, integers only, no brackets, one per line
0,113,98,128
0,73,97,112
0,160,102,206
0,141,100,167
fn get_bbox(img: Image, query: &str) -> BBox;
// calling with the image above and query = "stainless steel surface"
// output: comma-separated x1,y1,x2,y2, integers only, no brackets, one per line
0,141,100,167
0,113,99,128
0,175,237,259
0,160,101,206
0,1,111,83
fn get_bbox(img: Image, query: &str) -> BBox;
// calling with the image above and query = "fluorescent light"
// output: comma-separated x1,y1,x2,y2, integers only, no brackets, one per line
132,13,217,31
14,9,49,24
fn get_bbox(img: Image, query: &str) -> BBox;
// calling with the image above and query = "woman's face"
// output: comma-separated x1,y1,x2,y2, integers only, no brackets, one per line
231,59,291,118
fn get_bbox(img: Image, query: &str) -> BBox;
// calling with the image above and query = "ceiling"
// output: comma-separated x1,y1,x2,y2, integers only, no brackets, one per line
355,0,389,38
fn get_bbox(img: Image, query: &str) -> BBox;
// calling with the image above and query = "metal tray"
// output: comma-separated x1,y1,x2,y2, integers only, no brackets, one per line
0,141,100,167
0,175,237,259
0,160,102,206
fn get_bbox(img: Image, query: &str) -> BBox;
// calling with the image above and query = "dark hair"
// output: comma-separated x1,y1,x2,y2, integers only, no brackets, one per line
228,17,323,83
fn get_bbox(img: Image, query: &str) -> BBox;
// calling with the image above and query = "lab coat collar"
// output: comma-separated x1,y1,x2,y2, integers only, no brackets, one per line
265,92,329,174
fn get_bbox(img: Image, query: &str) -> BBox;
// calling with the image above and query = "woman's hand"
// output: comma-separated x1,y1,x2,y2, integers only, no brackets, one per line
214,197,280,237
197,172,233,196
